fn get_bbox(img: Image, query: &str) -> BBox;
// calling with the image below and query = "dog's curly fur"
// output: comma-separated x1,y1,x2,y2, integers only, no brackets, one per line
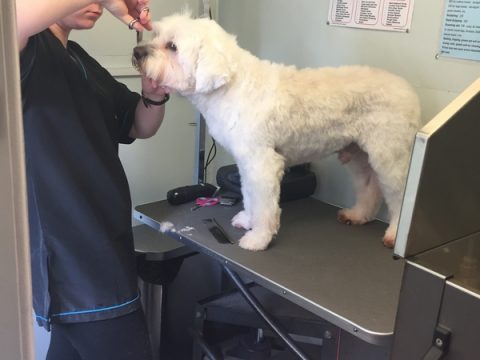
133,13,421,251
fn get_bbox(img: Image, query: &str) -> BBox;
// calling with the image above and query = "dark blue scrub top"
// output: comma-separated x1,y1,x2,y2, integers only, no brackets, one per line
21,30,142,329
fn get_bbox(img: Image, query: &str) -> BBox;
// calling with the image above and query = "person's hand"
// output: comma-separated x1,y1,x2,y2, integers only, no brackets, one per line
141,76,169,102
101,0,152,31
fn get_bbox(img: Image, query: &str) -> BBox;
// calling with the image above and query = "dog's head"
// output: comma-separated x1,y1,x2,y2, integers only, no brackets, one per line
132,13,236,95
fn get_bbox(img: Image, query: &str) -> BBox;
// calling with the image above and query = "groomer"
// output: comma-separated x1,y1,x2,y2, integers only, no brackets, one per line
16,1,168,359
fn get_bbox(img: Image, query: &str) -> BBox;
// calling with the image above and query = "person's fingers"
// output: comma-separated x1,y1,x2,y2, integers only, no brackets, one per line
142,76,157,90
138,8,149,22
136,3,152,30
140,14,152,30
125,15,145,31
102,1,144,30
132,0,152,30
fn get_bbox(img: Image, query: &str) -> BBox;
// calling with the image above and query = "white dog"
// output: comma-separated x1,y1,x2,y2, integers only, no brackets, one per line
133,13,421,251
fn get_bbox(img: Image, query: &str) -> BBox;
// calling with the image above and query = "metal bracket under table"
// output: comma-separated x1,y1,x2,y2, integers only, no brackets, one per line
134,197,404,349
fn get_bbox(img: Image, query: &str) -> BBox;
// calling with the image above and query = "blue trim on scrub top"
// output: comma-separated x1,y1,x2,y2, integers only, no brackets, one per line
36,293,140,322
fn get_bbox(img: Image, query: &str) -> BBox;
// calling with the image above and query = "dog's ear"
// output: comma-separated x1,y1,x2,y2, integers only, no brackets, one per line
194,41,232,93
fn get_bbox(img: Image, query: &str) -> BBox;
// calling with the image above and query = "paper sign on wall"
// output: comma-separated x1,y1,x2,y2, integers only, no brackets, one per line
327,0,415,32
439,0,480,62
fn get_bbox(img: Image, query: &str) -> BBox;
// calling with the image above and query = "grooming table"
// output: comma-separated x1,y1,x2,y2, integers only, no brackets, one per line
134,197,404,348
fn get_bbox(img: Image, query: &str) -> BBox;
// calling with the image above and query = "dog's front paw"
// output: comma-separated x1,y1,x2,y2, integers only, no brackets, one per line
238,230,270,251
337,208,371,225
232,210,252,230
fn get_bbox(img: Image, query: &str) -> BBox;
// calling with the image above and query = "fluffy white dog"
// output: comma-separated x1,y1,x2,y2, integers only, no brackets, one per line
133,13,421,251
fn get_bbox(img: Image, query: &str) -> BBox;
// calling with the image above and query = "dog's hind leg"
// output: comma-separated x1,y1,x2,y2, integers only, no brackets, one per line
337,143,383,226
377,172,406,248
376,181,404,248
361,133,413,248
234,148,285,251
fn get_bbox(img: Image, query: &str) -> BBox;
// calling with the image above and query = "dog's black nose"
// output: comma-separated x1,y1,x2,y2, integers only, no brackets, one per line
133,45,149,60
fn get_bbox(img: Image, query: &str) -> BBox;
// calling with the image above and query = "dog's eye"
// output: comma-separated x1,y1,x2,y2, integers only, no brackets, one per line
165,41,177,52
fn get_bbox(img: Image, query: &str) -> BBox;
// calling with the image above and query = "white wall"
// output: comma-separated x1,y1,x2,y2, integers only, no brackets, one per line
209,0,480,215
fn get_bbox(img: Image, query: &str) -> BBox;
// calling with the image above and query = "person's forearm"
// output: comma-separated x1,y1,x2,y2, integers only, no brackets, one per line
16,0,95,49
130,101,166,139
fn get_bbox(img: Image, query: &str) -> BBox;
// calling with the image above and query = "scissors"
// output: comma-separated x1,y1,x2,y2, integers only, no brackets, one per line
191,197,220,211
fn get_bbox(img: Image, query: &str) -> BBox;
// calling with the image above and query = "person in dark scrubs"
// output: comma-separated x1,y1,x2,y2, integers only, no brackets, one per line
16,1,169,359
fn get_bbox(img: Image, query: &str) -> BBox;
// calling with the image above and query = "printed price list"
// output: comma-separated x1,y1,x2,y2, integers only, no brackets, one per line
328,0,414,32
439,0,480,61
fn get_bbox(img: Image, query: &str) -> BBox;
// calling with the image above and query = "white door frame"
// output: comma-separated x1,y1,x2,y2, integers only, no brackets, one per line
0,0,35,358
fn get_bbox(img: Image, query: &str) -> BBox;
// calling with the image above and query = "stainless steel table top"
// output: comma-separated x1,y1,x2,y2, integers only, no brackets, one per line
134,197,404,346
133,224,195,261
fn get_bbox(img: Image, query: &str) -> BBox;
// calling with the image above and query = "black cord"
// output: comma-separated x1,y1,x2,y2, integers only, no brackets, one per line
203,138,217,182
200,4,215,184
